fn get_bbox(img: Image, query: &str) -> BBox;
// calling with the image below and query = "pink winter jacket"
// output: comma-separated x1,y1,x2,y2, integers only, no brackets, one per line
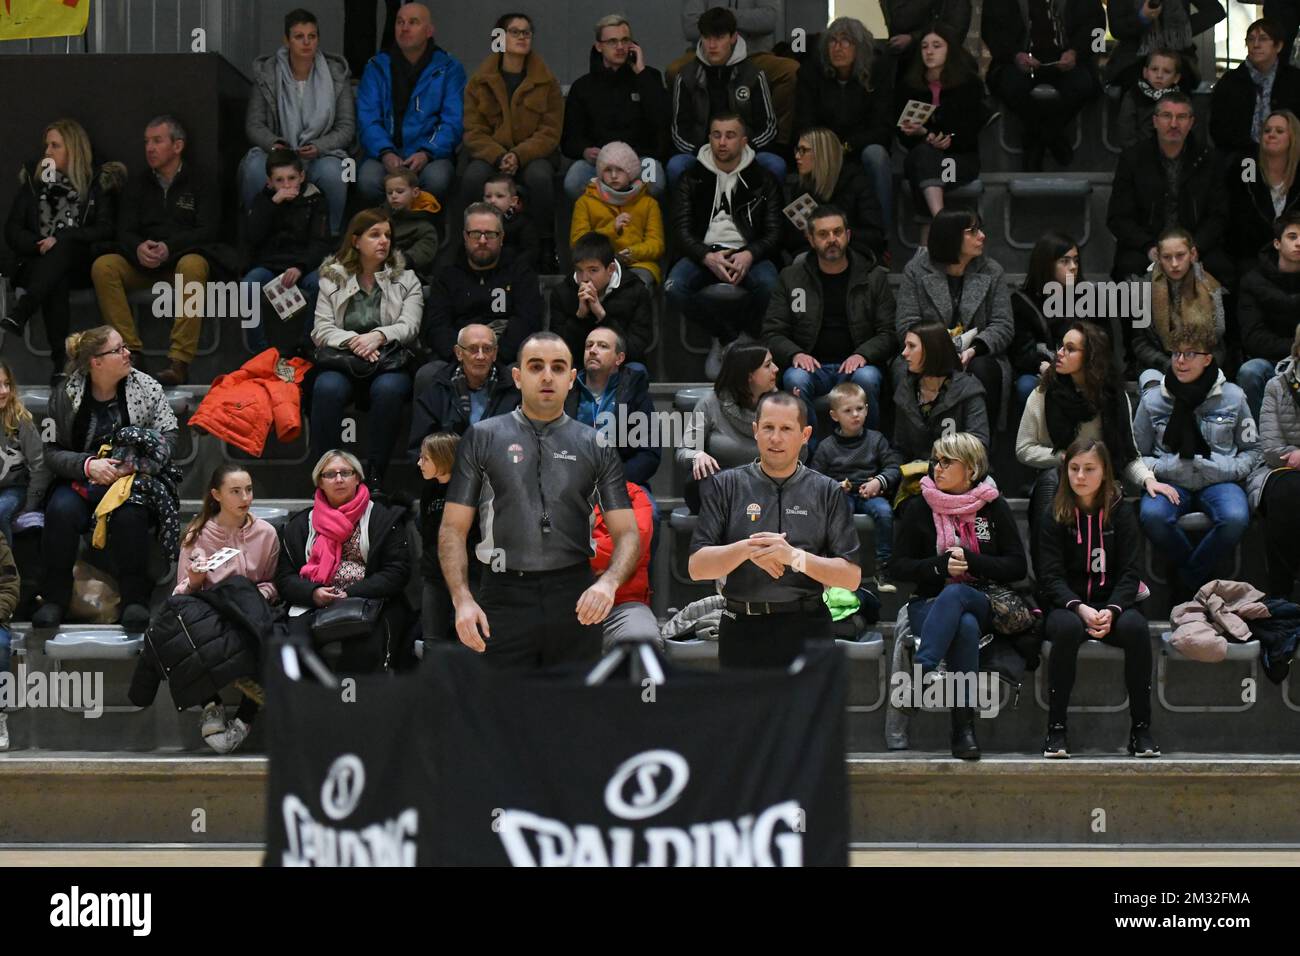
173,516,281,603
1169,579,1271,662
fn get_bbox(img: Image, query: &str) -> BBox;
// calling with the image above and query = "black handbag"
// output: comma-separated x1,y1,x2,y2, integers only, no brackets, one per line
972,581,1037,636
313,339,413,379
310,597,384,645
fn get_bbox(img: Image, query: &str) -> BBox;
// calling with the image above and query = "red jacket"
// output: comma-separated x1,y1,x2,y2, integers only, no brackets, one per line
189,349,312,456
593,482,653,606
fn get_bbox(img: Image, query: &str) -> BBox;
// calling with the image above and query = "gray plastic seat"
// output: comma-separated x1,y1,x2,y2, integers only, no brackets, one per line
839,631,887,712
45,630,144,660
669,505,698,533
250,505,289,522
1158,632,1260,713
674,387,709,413
664,637,718,662
1005,177,1093,249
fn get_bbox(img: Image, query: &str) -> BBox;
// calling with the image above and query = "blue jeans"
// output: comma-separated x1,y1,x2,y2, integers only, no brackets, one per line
860,143,893,232
563,157,667,201
0,625,9,674
1012,372,1039,422
358,156,455,205
853,493,893,566
0,486,25,545
242,267,320,354
239,149,350,234
309,369,413,479
908,583,990,675
1236,357,1275,422
666,151,787,186
782,362,884,432
1139,481,1250,590
663,256,779,341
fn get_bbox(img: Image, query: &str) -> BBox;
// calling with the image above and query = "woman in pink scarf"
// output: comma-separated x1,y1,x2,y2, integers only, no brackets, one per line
890,432,1028,759
274,449,414,673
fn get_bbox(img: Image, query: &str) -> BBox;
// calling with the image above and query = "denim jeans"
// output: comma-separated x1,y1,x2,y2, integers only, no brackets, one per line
563,157,667,200
309,369,414,479
908,583,990,675
663,256,779,341
1236,357,1275,422
860,143,893,232
781,362,884,432
239,149,350,233
1013,372,1039,422
242,267,320,354
666,150,787,186
1138,481,1250,591
358,156,455,204
0,625,9,674
852,493,893,566
0,486,25,545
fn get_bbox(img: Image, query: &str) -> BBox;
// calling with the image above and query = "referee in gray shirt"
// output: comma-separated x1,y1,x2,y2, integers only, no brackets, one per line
439,332,640,669
690,392,862,668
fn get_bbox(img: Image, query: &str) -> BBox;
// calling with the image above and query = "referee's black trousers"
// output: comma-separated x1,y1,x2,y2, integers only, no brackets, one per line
479,562,603,670
718,604,834,669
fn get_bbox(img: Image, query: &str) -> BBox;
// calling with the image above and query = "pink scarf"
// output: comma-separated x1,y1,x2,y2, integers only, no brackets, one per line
300,484,371,585
920,476,999,580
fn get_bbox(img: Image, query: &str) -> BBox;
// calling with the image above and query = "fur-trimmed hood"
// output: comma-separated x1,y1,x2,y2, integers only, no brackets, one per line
317,247,409,286
17,159,127,193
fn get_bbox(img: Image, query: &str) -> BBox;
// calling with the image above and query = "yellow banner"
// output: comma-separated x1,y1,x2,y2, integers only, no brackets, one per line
0,0,90,40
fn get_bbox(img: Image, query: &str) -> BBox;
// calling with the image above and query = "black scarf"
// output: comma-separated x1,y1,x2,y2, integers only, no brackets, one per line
1044,376,1138,468
1163,362,1217,460
451,363,498,425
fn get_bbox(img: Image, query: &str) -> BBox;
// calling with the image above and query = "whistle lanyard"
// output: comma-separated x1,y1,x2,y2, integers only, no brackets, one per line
531,422,552,535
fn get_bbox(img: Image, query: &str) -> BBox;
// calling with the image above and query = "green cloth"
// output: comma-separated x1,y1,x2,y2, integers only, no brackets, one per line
342,281,383,333
822,587,860,622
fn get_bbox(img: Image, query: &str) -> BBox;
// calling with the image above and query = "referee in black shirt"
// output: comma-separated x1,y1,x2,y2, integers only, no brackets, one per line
439,332,641,669
690,392,862,668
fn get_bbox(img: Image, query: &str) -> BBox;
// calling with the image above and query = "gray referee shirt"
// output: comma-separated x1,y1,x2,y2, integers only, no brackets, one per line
447,408,631,572
691,461,859,603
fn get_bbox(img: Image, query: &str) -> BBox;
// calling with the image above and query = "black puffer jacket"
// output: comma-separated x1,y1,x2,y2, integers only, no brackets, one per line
781,164,886,260
5,159,127,261
561,47,670,161
130,576,277,710
1239,249,1300,364
672,151,783,264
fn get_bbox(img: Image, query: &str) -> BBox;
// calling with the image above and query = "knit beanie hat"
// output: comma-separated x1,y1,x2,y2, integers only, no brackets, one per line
596,141,641,183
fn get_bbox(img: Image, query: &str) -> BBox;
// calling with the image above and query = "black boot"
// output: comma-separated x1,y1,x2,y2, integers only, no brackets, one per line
1127,722,1160,757
951,706,981,761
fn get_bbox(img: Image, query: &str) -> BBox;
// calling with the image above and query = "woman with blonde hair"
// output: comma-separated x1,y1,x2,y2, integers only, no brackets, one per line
889,431,1027,760
0,360,49,543
310,207,422,486
3,118,126,381
1227,109,1300,276
782,126,885,261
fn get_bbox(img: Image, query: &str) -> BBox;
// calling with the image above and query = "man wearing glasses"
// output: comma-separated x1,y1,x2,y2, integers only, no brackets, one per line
1106,91,1231,284
406,323,520,459
1133,325,1262,604
419,203,542,385
561,14,670,200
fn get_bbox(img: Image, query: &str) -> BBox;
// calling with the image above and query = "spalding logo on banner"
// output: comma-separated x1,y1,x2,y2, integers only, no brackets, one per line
281,754,420,866
493,749,806,866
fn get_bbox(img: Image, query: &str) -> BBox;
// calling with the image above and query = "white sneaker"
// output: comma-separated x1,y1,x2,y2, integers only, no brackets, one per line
705,339,724,380
207,718,251,755
200,702,227,741
0,713,8,751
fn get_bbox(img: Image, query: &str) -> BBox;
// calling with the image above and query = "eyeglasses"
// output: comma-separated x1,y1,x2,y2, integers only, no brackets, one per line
1155,111,1192,121
1171,350,1210,361
466,229,502,242
506,27,532,38
794,145,813,156
931,456,959,469
599,36,633,46
828,34,855,46
1057,343,1084,355
456,344,497,356
320,469,356,481
964,226,985,236
95,345,129,358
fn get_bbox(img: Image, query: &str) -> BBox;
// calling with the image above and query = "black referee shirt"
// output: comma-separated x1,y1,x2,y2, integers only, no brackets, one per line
691,461,859,603
448,408,631,572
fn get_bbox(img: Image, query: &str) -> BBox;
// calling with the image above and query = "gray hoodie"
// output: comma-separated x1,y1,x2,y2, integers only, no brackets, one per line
0,417,50,513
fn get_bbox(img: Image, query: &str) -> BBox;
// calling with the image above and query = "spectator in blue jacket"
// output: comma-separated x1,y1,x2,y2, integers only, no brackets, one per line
1134,324,1263,602
355,2,466,204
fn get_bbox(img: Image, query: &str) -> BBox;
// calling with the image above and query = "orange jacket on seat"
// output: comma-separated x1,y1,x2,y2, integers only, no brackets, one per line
189,349,313,457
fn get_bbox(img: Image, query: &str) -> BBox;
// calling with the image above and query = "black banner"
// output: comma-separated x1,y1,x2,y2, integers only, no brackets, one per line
265,643,848,867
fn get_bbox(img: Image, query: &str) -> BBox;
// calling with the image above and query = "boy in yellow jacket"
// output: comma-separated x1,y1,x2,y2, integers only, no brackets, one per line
570,142,664,287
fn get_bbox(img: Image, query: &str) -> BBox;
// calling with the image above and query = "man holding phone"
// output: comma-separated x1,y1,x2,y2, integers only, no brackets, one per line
561,14,670,200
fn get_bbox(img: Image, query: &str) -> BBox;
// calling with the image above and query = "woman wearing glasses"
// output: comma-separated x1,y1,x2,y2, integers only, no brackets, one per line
1009,232,1084,420
275,449,414,674
782,127,886,262
33,326,178,630
1016,321,1179,570
461,13,563,266
310,208,422,488
890,431,1028,760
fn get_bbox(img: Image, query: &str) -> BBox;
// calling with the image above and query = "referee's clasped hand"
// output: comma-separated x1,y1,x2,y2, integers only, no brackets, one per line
748,532,793,579
455,598,491,652
576,579,617,626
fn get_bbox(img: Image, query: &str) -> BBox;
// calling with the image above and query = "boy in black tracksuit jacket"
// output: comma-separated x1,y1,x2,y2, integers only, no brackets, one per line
1035,487,1153,749
550,233,654,365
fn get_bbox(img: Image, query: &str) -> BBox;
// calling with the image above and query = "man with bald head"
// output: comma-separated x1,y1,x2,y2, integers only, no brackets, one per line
407,322,520,459
357,2,466,203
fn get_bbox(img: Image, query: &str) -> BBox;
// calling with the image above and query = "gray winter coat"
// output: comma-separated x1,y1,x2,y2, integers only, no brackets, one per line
44,370,179,481
1249,357,1300,508
1133,369,1262,491
245,51,356,157
0,417,50,512
892,370,990,462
